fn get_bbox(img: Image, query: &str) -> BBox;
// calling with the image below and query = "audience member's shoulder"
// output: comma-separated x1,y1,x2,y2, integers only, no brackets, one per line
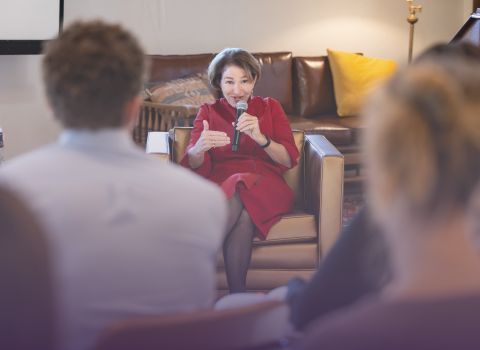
0,145,57,178
152,162,227,235
154,160,225,198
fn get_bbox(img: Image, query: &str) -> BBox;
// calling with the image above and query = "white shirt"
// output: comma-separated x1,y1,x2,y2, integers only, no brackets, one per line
0,129,227,350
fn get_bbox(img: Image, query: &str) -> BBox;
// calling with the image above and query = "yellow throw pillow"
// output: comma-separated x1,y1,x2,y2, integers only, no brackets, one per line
327,49,397,117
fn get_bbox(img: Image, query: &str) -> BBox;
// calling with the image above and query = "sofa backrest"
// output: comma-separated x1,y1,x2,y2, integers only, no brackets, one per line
293,56,337,118
149,53,214,83
252,52,293,114
147,52,295,113
146,52,337,120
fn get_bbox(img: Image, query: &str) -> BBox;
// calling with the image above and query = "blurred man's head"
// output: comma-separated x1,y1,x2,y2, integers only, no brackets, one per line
42,20,146,130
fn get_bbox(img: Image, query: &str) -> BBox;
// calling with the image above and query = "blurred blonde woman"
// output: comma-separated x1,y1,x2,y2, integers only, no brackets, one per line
296,50,480,350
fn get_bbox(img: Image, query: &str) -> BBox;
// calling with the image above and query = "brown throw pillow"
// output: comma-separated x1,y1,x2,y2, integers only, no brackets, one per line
147,73,215,107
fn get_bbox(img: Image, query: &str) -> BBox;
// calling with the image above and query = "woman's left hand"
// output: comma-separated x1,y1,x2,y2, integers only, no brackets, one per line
234,112,265,144
234,111,292,167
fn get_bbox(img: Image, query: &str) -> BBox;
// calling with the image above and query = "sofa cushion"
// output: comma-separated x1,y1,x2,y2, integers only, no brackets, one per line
217,241,318,270
253,52,294,114
327,49,397,117
250,243,318,269
217,269,315,292
254,212,316,244
289,114,364,146
293,56,337,118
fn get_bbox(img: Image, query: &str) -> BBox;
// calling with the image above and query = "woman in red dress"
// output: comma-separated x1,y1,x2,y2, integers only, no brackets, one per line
181,48,299,293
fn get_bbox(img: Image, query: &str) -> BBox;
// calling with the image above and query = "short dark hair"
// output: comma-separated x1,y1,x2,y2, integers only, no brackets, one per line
42,20,147,129
207,48,261,91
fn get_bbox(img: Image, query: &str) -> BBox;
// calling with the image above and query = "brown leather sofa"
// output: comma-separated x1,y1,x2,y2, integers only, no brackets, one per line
157,127,344,293
134,52,363,188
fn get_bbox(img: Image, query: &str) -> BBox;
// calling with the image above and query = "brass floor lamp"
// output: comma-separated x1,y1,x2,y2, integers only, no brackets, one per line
407,0,422,63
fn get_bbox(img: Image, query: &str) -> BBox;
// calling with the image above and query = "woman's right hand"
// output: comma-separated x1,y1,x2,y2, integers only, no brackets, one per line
191,120,230,154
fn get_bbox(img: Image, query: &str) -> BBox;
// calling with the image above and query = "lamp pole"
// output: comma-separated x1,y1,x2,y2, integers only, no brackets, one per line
407,0,422,64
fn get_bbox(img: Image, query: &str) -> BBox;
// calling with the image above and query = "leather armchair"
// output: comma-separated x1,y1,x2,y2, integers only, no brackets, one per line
163,128,344,292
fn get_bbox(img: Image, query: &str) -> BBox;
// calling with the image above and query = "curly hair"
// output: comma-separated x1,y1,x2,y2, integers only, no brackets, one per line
42,20,147,129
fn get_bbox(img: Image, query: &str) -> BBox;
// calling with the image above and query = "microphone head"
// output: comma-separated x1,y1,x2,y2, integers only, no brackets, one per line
236,100,248,111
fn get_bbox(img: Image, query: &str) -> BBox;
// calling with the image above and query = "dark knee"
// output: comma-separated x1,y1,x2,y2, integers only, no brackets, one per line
237,209,255,234
237,209,251,222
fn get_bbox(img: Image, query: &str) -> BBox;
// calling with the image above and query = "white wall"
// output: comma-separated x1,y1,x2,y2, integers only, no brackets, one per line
0,0,470,159
0,55,61,160
65,0,465,60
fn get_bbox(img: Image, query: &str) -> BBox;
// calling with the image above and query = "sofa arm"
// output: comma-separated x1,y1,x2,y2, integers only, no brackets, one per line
133,101,198,147
145,131,171,162
304,134,344,259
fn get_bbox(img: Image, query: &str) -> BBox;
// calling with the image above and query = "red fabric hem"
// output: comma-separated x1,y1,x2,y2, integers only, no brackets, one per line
220,173,260,199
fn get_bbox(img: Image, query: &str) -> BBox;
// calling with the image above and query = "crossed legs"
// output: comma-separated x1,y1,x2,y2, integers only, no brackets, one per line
223,192,256,293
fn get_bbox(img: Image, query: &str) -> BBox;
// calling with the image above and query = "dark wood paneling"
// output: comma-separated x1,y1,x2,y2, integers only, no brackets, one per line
474,0,480,11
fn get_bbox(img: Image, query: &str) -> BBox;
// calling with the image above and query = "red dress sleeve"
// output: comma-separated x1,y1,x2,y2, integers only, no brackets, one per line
267,98,300,172
179,104,213,178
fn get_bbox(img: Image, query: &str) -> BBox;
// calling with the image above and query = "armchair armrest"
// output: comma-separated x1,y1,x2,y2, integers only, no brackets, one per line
304,134,344,259
143,128,186,163
133,101,198,147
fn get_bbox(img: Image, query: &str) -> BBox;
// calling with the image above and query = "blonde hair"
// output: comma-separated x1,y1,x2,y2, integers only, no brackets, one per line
363,60,480,224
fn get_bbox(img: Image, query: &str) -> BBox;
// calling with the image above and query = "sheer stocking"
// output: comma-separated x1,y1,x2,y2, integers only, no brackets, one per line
223,193,256,293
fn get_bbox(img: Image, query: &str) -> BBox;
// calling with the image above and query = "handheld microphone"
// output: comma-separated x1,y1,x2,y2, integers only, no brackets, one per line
232,100,247,152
